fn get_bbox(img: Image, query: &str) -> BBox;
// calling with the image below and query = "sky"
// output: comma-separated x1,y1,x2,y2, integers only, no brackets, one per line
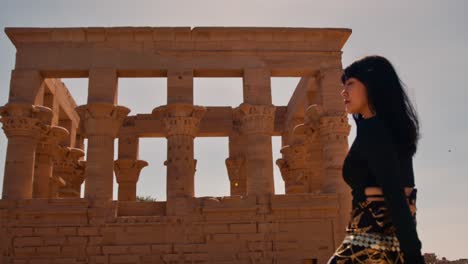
0,0,467,260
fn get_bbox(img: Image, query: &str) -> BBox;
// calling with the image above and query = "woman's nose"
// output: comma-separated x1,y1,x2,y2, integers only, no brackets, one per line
341,89,347,97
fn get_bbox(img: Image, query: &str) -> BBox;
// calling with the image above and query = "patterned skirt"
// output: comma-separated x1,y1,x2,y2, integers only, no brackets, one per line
327,189,418,264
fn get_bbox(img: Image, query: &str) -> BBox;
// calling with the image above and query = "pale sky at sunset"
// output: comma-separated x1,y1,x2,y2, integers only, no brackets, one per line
0,0,466,260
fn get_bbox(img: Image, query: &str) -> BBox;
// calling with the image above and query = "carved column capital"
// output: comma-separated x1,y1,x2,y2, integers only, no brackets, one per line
37,126,69,155
49,175,66,198
54,147,85,196
276,142,312,194
76,103,130,137
71,160,86,188
225,156,245,182
279,144,310,169
152,103,206,137
290,123,318,145
0,103,53,200
0,103,53,138
233,103,276,135
54,147,85,174
114,159,147,202
282,116,305,146
318,113,351,141
114,159,148,183
305,105,351,140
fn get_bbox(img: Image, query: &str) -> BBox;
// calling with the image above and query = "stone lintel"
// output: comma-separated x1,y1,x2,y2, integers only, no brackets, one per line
5,27,352,51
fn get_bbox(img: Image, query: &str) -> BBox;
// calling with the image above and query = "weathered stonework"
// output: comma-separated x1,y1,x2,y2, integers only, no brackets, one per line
0,27,352,264
54,147,86,198
76,103,130,203
114,159,148,201
33,125,69,198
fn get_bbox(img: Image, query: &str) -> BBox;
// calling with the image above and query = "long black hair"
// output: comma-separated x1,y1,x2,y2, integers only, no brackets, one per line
340,55,420,157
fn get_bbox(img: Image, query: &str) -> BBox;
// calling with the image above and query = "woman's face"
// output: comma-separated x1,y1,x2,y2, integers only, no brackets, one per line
341,77,370,115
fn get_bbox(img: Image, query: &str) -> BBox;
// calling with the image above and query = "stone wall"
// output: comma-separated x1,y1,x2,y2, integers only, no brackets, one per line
0,194,339,264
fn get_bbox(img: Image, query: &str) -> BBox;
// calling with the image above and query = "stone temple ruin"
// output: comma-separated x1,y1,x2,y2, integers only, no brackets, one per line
0,27,352,264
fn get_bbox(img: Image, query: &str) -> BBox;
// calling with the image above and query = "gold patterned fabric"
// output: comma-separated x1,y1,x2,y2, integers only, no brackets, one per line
327,190,418,264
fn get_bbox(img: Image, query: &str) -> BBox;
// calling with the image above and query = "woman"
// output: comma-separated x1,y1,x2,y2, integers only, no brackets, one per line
327,55,426,263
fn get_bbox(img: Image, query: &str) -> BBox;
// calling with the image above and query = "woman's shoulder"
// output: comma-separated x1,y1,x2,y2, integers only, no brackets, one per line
357,115,395,145
358,115,389,132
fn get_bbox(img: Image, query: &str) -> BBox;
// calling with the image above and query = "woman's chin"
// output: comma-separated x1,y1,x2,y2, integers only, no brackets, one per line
344,106,354,114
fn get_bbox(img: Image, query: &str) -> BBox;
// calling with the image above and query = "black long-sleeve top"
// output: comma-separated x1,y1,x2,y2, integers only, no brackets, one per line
342,114,424,261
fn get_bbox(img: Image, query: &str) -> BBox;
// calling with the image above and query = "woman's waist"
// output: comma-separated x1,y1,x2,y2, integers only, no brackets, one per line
351,186,418,206
364,186,416,202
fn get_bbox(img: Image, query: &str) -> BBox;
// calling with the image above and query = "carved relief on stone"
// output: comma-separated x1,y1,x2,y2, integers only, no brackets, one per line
152,103,207,137
121,115,136,128
163,158,197,174
32,125,70,198
0,103,53,138
318,113,351,140
119,135,138,147
282,116,304,146
276,142,312,194
75,102,131,137
290,123,318,145
114,159,148,201
305,104,351,169
306,104,350,139
225,156,245,188
54,147,86,197
54,147,85,181
59,160,86,197
114,159,149,184
72,160,86,188
37,126,70,155
49,175,66,198
232,103,276,135
304,104,324,130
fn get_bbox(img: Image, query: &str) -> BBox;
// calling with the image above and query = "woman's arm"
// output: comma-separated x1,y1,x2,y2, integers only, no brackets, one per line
361,119,425,263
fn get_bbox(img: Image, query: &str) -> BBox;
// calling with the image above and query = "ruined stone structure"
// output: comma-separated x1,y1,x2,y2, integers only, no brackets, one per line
0,27,352,264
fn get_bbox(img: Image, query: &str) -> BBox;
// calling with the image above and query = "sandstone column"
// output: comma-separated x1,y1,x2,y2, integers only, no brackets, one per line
48,175,66,198
0,103,52,199
152,103,206,215
33,126,69,198
316,66,352,248
276,116,311,194
76,103,130,202
276,124,317,194
302,104,327,193
58,119,78,149
235,68,276,197
281,117,303,147
114,159,148,201
233,103,276,196
115,136,148,201
276,145,310,194
225,155,246,196
226,120,247,196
